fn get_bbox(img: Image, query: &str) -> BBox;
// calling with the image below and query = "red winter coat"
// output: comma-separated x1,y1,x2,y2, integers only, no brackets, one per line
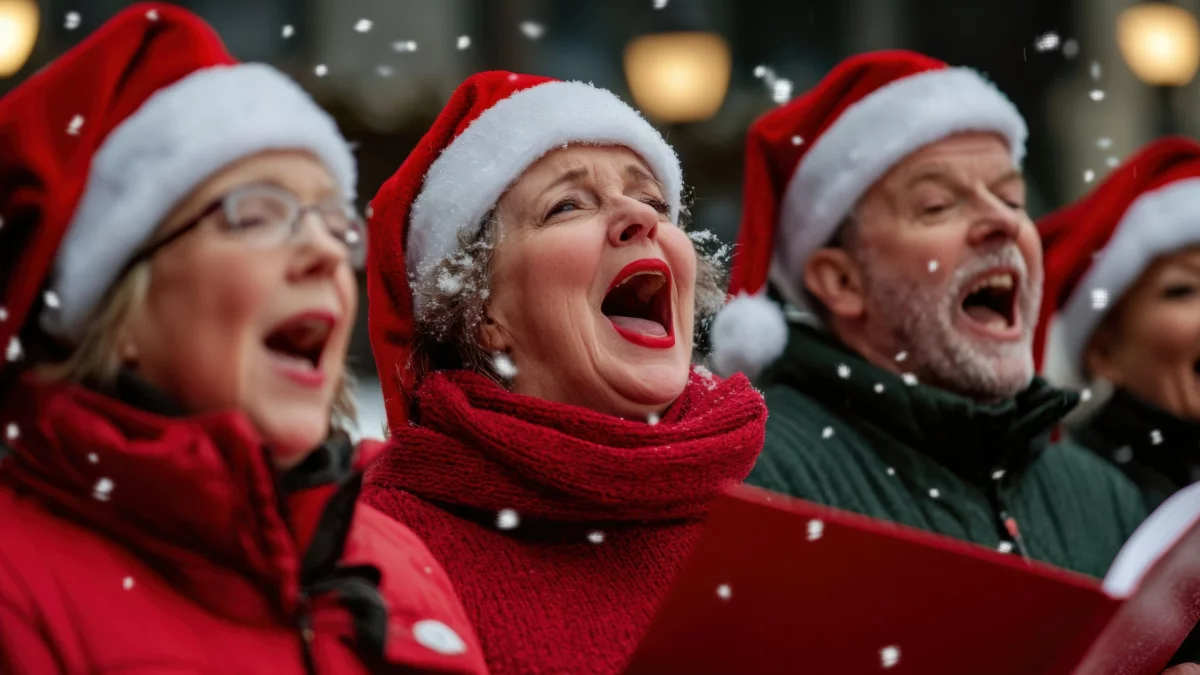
0,372,488,675
363,369,766,675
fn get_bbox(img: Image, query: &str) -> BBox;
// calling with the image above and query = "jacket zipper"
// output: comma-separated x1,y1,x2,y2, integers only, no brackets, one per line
298,592,318,675
986,470,1031,559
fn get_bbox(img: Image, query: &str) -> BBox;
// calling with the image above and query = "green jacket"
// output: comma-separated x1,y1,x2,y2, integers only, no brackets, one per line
746,324,1147,579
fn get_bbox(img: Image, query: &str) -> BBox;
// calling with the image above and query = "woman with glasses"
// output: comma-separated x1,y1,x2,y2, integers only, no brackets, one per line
0,6,485,674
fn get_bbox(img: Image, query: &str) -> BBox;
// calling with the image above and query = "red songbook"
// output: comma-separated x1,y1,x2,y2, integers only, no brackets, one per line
624,483,1200,675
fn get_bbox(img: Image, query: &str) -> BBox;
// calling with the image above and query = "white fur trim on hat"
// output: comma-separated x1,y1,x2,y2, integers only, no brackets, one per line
42,63,356,343
1056,177,1200,380
407,80,682,310
773,67,1028,311
710,292,789,379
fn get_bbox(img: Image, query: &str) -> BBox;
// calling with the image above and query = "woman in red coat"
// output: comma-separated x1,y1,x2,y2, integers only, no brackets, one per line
362,71,767,674
0,5,485,674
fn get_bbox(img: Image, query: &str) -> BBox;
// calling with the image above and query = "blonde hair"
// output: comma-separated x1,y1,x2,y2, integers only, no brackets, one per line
39,258,357,434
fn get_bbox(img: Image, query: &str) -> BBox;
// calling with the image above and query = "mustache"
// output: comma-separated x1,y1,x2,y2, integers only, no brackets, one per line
946,245,1031,297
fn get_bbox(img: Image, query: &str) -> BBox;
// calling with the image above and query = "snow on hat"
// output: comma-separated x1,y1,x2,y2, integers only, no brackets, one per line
710,50,1028,378
1036,137,1200,387
366,70,681,429
0,2,355,371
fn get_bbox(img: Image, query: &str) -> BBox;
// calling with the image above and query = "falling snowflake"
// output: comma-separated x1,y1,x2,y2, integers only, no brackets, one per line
771,79,793,104
392,40,419,52
791,135,804,146
1097,137,1113,150
991,469,1006,481
424,566,433,575
1113,446,1134,464
587,530,605,544
457,35,472,50
873,383,885,394
653,0,669,7
886,467,896,476
901,373,918,387
93,477,114,502
1089,89,1106,101
1033,32,1060,52
1063,39,1079,59
493,353,518,379
145,8,158,21
354,18,373,33
314,64,328,77
806,519,824,541
1083,169,1096,184
716,583,732,600
1090,288,1109,310
67,115,84,136
997,541,1015,554
880,645,901,668
927,259,939,272
6,336,23,362
4,423,17,441
282,24,295,38
87,452,99,464
1090,61,1102,80
1106,156,1119,168
43,290,60,309
64,11,81,29
1150,429,1163,445
837,363,851,379
821,426,834,439
0,307,7,322
928,488,940,499
496,508,520,530
1081,388,1093,402
753,65,769,78
122,576,134,590
376,65,394,77
894,351,908,362
520,21,544,40
647,412,660,426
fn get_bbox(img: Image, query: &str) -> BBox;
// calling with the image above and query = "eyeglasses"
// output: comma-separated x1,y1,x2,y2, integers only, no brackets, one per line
123,185,365,272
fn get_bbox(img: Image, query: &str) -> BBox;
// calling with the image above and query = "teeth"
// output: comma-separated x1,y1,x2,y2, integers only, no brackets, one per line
615,271,667,302
967,273,1015,295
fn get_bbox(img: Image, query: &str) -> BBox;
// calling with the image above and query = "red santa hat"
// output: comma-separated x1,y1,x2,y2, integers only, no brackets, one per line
710,50,1028,377
1036,137,1200,387
367,70,681,429
0,3,355,373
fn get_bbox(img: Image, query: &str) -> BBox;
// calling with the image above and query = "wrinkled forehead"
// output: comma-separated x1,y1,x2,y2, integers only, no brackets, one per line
882,132,1018,191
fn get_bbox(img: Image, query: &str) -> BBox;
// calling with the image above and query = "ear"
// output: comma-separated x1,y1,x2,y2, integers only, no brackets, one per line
1084,322,1124,385
803,247,866,319
475,303,512,354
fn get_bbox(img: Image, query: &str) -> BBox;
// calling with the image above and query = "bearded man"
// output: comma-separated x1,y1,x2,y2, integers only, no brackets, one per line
712,50,1146,579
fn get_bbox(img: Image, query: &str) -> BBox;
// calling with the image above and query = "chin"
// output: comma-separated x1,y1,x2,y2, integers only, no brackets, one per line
255,411,331,470
608,361,690,414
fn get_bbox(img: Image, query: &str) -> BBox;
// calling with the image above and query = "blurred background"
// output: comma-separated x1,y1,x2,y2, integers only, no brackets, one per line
4,0,1199,438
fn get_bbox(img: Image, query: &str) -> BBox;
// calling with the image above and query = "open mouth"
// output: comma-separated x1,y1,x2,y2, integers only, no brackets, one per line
601,259,675,349
958,270,1020,337
263,311,336,385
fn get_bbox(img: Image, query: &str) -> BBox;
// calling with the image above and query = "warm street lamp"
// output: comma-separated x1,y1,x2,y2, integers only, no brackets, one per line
623,32,731,124
0,0,38,78
1117,2,1200,135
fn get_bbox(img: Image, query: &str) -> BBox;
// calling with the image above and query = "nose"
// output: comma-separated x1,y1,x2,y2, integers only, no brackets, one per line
607,196,660,247
289,210,348,279
967,187,1022,248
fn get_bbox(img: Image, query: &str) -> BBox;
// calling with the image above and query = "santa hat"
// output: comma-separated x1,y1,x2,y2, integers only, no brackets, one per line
0,3,355,375
1036,137,1200,387
367,70,681,429
710,50,1028,377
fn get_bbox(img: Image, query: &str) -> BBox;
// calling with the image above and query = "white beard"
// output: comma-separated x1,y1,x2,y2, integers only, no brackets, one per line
856,244,1042,401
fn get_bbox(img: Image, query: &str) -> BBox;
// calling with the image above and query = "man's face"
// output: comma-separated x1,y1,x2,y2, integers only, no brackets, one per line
845,132,1043,400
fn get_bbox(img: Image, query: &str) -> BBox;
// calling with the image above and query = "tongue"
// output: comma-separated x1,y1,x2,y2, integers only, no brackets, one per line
964,304,1008,328
609,315,667,337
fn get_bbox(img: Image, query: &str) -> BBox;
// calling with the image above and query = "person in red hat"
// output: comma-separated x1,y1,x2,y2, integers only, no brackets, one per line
0,5,485,674
711,50,1145,579
360,70,767,674
1038,137,1200,512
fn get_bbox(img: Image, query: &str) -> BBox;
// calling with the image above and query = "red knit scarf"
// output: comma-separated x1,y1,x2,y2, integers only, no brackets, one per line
366,368,766,522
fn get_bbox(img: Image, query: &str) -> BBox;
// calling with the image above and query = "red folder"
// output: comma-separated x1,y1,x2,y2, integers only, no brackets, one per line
624,484,1200,675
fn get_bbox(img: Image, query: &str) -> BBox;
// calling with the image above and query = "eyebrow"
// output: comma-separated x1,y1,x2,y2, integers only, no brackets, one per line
546,167,590,192
625,164,662,189
903,165,1024,190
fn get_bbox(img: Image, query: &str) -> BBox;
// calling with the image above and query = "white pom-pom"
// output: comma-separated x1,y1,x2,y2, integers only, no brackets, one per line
710,292,788,379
